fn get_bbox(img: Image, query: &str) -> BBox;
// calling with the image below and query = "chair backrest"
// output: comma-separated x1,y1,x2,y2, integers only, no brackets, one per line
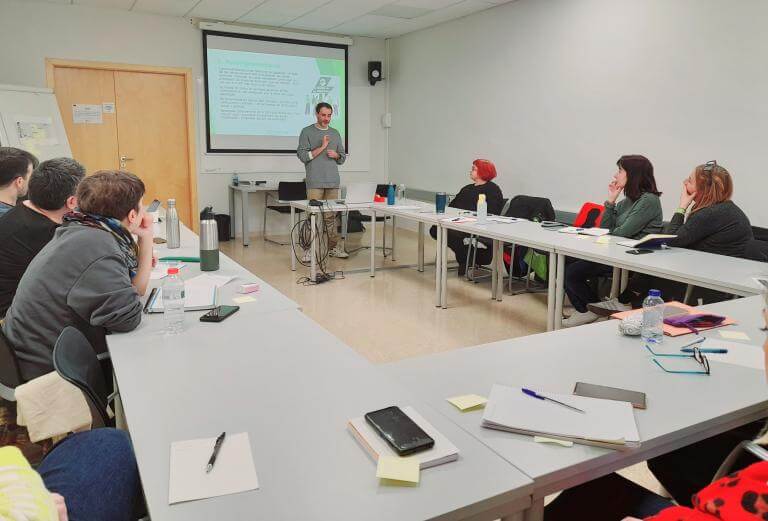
573,202,605,228
52,327,110,427
499,198,510,216
278,181,307,201
504,195,556,222
745,239,768,263
0,328,22,399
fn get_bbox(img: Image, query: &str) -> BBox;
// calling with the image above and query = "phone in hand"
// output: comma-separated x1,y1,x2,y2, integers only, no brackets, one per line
364,406,435,456
199,305,240,323
626,248,653,255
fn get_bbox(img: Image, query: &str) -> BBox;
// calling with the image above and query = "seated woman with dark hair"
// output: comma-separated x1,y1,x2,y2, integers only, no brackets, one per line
429,159,504,276
562,155,663,327
591,161,753,312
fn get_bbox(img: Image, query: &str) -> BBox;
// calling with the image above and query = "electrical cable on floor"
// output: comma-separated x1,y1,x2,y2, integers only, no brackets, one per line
291,201,345,285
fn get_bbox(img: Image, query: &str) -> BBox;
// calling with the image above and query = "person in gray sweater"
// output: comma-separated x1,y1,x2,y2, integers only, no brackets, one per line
296,102,348,258
3,170,154,382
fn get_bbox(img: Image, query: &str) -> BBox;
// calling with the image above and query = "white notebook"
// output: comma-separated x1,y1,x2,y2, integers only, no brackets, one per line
348,406,459,469
482,384,640,450
148,274,231,313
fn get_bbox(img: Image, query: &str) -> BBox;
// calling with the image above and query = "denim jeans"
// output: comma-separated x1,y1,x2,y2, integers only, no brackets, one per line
38,429,143,521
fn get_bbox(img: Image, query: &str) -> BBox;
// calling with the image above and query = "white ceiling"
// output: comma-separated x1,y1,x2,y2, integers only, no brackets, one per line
37,0,515,38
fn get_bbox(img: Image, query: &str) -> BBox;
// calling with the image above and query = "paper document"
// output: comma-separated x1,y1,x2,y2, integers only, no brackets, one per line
616,234,676,249
169,432,259,504
441,216,476,224
487,216,521,224
148,274,224,312
558,227,610,236
72,104,102,124
376,457,420,484
482,384,640,449
703,340,765,370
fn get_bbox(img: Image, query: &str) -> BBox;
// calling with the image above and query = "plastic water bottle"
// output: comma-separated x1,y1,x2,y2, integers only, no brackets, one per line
641,289,665,344
166,199,180,249
162,267,185,335
476,193,487,224
387,184,395,205
397,183,406,202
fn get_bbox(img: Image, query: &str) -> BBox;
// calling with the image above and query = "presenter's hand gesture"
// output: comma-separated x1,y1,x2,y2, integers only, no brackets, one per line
327,149,340,159
321,135,330,149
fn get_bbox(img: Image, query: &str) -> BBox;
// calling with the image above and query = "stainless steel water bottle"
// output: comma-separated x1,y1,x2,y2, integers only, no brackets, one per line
166,199,180,249
200,206,219,271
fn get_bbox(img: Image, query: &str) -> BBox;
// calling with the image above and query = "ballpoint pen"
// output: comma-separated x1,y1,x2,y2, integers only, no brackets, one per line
206,432,226,473
682,348,728,354
522,388,586,414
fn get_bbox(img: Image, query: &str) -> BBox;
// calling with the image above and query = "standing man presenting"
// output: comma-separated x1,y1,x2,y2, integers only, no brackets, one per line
297,102,348,258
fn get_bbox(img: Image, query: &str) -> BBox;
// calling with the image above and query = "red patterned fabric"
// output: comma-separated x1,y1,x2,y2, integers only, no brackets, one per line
647,461,768,520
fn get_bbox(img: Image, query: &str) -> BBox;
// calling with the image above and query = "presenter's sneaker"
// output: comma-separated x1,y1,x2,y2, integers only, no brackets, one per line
301,250,312,263
329,245,349,258
562,310,600,328
588,298,632,317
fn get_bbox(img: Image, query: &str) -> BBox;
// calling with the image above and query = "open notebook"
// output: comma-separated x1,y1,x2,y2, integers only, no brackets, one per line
481,384,640,450
146,274,233,313
616,234,676,249
558,227,610,237
348,406,459,469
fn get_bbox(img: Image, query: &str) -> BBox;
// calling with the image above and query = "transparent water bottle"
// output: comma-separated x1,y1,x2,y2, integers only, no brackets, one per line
397,183,406,202
162,267,185,335
166,199,180,249
476,193,488,224
641,289,665,344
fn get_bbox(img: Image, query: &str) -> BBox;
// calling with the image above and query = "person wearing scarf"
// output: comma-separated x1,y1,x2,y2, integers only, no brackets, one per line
2,170,154,382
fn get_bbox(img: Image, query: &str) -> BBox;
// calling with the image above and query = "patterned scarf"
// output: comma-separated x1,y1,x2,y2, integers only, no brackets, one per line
63,211,139,277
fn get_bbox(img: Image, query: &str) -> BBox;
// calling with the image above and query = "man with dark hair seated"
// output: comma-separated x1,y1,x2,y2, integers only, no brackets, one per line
2,170,154,382
0,157,85,317
0,147,39,217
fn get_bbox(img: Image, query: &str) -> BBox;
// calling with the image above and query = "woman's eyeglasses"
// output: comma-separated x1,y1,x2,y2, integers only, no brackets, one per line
645,343,711,375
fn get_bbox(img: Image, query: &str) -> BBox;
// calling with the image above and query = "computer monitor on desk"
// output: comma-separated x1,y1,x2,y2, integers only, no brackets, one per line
343,182,377,204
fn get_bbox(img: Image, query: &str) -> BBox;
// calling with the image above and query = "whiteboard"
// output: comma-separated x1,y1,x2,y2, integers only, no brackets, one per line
0,84,72,160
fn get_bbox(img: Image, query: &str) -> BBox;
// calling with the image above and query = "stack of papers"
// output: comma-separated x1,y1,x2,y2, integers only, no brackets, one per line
558,227,610,237
441,216,476,224
348,406,459,469
168,432,259,504
481,384,640,450
487,216,521,224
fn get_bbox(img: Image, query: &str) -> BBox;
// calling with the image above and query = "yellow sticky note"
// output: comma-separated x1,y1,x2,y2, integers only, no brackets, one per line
232,295,257,304
376,457,420,484
534,436,574,447
447,394,488,411
595,236,611,245
719,330,751,341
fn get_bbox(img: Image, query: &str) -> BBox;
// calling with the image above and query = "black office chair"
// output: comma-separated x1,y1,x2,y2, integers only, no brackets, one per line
0,328,22,401
503,195,556,294
52,327,113,428
263,181,307,245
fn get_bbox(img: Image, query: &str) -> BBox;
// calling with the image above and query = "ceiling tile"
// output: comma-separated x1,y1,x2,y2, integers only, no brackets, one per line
393,0,462,9
237,0,330,24
370,4,433,19
403,0,496,31
332,14,417,38
75,0,135,7
132,0,199,16
190,0,265,21
284,0,392,31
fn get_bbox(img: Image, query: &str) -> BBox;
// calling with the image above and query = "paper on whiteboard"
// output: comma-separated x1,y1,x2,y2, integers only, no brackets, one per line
72,104,102,124
13,115,58,147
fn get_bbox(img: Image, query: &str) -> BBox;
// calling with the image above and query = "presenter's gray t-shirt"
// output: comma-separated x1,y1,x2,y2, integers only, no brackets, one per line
296,124,346,189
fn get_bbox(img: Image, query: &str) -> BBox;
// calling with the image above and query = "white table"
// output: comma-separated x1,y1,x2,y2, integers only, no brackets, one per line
383,295,768,521
550,233,768,328
228,183,279,247
371,201,462,307
109,305,536,521
288,200,374,282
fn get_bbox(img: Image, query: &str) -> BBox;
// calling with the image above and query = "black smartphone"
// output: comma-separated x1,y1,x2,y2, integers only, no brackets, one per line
626,248,653,255
573,382,647,409
147,199,161,213
199,305,240,323
364,406,435,456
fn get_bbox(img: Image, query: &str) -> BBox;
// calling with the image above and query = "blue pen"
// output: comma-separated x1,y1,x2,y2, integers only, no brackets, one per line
522,388,586,414
682,348,728,354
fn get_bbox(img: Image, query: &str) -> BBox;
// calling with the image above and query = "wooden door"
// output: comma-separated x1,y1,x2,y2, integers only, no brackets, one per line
114,71,192,225
48,60,196,228
52,67,119,173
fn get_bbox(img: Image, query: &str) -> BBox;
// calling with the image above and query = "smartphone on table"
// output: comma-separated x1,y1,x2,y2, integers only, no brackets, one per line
626,248,653,255
199,305,240,323
364,406,435,456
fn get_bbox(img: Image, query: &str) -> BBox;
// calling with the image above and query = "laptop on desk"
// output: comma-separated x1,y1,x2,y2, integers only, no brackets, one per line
342,182,377,204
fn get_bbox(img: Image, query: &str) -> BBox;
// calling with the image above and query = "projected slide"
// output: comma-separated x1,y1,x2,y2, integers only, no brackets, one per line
204,32,348,153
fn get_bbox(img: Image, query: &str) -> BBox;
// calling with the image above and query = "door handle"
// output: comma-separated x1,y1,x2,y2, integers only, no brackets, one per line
120,156,134,162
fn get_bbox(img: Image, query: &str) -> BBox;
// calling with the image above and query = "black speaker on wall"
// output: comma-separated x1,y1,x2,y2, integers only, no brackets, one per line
368,61,383,86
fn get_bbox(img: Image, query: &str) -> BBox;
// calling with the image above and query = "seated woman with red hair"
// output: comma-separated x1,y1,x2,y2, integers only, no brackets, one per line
429,159,504,276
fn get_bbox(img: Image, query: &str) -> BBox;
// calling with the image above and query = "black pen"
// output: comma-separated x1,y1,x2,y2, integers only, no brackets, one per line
205,432,226,473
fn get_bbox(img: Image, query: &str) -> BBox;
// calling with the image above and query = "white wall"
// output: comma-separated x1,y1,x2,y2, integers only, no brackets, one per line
0,0,388,235
388,0,768,226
